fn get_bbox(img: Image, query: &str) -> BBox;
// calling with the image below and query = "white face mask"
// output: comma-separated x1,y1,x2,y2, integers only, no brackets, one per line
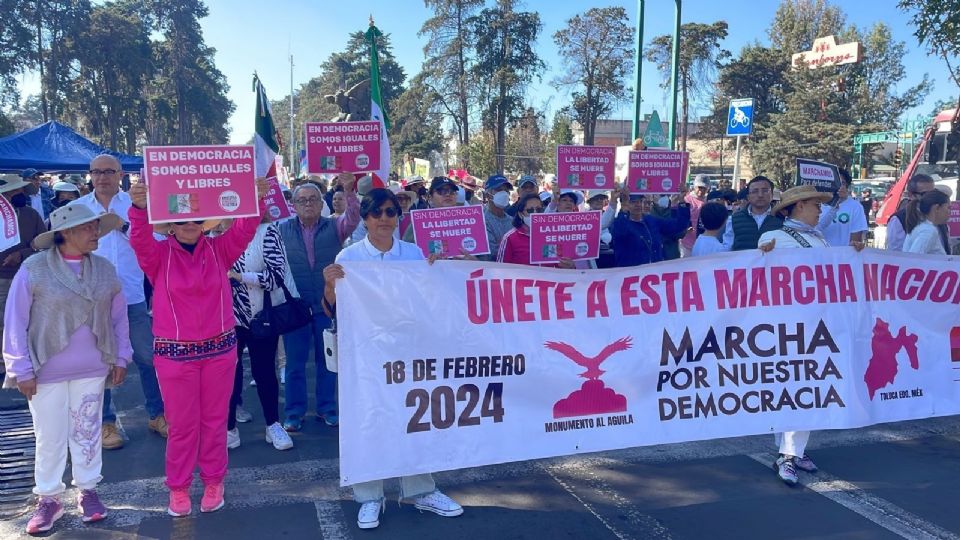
522,215,532,228
492,191,510,209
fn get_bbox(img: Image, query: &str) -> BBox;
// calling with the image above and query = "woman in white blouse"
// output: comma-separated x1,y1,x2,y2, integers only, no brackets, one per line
903,189,950,255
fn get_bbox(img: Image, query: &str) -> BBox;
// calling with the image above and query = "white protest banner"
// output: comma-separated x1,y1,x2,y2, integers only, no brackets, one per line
0,195,20,252
337,249,960,486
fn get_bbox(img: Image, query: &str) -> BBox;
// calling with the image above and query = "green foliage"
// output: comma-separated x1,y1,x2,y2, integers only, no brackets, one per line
899,0,960,90
469,0,545,173
0,0,33,108
420,0,483,155
390,73,445,161
749,1,931,183
270,30,406,169
645,21,730,151
504,107,546,174
553,6,633,146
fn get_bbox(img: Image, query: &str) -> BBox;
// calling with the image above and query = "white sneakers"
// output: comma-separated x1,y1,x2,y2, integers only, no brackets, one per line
265,422,294,450
226,428,241,449
357,491,463,530
357,500,383,529
413,491,463,517
235,405,253,423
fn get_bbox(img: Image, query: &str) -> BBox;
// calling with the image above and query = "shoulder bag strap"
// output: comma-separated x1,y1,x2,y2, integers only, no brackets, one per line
781,226,813,248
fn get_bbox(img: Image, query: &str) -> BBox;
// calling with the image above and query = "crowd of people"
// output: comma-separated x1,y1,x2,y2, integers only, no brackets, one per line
0,150,954,534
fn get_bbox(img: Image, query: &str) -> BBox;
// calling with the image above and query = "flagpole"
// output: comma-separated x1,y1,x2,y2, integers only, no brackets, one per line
289,54,295,176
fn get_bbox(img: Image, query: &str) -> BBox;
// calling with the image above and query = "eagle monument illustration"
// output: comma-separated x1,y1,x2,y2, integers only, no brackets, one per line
545,337,633,418
544,337,633,380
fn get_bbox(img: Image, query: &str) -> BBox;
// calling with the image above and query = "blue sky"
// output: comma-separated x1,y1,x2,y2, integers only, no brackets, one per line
17,1,958,145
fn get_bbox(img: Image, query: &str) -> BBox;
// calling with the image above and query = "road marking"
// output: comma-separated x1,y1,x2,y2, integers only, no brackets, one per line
544,466,634,540
2,416,958,539
748,453,959,540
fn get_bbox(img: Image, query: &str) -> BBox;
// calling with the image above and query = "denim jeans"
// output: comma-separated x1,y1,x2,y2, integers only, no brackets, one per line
352,474,436,503
102,302,164,422
282,312,336,419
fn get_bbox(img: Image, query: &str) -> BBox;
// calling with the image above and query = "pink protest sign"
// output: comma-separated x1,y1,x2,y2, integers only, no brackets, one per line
556,145,615,189
0,195,19,252
305,121,381,174
529,211,601,264
262,176,291,221
949,202,960,237
143,145,259,224
410,205,489,258
627,150,687,194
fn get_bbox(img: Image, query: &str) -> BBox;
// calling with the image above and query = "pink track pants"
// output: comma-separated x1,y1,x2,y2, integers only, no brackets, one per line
155,351,236,491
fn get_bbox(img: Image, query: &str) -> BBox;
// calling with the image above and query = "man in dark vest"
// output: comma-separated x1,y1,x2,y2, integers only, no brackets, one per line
277,173,359,431
722,176,783,250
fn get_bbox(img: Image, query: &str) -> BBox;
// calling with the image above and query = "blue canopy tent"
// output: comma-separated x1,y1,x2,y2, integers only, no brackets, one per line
0,121,143,173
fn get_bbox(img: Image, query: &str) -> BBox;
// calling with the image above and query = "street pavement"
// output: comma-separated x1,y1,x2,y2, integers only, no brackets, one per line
1,364,959,540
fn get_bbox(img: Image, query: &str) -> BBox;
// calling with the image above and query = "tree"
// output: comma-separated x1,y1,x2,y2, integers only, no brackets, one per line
420,0,483,164
271,30,406,166
645,21,729,152
504,106,546,174
750,7,930,183
148,0,235,144
470,0,544,173
67,1,153,152
21,0,92,122
768,0,846,54
0,0,34,109
899,0,960,91
390,72,445,162
701,43,791,138
553,7,633,146
548,108,574,146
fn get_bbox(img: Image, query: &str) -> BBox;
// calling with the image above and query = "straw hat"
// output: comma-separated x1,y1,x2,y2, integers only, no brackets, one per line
772,185,833,215
33,204,123,249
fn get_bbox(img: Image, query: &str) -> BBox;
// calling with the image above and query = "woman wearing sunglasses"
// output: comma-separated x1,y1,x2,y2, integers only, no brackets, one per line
496,193,576,267
127,178,268,518
321,188,463,530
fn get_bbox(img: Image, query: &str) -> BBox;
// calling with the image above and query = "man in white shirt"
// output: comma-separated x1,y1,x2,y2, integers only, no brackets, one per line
818,169,868,247
71,154,166,449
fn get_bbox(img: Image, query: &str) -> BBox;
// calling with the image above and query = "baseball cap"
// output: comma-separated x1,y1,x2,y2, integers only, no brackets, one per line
430,176,459,192
20,168,40,179
485,174,512,191
519,175,537,188
693,174,709,188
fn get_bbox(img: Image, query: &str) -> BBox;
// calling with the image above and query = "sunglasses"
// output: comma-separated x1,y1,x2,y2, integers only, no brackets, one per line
368,206,400,219
172,220,205,226
523,206,544,214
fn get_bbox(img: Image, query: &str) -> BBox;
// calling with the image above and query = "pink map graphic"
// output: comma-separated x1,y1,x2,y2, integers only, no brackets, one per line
864,318,919,400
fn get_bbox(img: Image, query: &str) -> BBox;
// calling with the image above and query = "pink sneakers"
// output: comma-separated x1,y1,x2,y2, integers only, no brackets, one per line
200,484,224,513
167,489,191,517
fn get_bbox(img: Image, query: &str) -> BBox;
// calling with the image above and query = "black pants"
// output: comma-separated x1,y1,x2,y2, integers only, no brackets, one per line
228,326,280,430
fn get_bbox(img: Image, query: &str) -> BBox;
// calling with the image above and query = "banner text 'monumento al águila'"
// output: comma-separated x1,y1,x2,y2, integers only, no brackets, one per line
336,248,960,485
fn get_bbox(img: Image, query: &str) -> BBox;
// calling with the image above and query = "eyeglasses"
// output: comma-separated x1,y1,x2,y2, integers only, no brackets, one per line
368,206,400,219
749,188,771,195
433,187,456,196
523,207,544,214
173,220,205,226
89,169,118,176
293,197,321,205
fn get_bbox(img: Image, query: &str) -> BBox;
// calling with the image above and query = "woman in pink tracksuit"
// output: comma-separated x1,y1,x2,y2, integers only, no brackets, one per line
127,179,267,517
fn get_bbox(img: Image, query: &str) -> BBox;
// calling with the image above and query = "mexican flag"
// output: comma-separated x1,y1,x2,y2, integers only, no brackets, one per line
365,22,391,185
253,74,281,179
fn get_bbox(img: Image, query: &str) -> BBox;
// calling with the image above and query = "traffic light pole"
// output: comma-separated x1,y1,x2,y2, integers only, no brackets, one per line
667,0,681,150
631,0,645,141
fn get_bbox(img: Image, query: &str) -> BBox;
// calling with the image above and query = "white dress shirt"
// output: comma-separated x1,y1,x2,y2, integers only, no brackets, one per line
69,191,145,305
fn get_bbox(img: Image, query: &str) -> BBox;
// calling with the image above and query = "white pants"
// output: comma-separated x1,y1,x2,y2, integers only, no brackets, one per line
775,431,810,458
28,376,105,496
352,474,436,503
